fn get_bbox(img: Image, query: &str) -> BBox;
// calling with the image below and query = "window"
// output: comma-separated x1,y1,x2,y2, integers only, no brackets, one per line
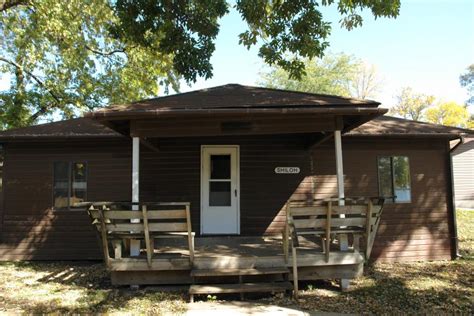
377,156,411,203
53,162,87,209
209,154,231,206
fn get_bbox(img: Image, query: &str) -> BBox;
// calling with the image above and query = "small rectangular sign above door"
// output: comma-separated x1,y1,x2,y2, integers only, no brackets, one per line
275,167,300,174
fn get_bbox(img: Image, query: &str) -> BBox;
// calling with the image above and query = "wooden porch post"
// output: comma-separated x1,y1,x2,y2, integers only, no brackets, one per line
130,137,140,256
334,130,345,205
335,130,350,290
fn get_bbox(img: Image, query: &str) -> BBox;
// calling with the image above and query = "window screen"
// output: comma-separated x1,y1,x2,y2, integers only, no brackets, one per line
377,156,411,203
54,162,87,209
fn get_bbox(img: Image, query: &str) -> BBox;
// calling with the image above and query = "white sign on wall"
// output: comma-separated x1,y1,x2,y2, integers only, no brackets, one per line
274,167,300,174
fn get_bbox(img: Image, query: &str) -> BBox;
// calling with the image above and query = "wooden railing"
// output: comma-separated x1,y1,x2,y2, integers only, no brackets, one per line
283,197,385,298
87,202,194,268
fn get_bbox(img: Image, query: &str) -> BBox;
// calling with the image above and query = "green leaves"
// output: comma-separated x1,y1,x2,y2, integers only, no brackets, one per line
390,87,472,128
112,0,400,82
425,102,471,128
0,0,178,128
112,0,228,83
237,0,399,80
237,0,331,80
0,0,400,128
389,87,435,121
259,52,381,99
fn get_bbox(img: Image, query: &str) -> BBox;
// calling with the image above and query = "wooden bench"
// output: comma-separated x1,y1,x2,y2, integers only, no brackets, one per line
283,197,385,297
88,202,194,268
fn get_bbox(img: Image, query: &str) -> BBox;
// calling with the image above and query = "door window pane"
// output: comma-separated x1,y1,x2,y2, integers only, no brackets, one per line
210,155,230,179
54,162,70,209
209,181,231,206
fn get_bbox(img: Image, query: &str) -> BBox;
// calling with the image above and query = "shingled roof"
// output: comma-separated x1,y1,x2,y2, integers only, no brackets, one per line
87,84,381,119
348,116,473,139
0,116,470,141
0,118,121,140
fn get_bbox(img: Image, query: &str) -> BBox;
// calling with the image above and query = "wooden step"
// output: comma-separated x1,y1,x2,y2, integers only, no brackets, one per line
189,281,293,295
190,267,289,277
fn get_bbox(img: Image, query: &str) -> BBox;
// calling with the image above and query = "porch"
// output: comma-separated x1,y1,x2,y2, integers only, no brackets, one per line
86,197,383,300
108,235,365,301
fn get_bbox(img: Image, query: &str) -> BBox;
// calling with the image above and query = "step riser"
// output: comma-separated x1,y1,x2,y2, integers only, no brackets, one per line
193,256,287,270
191,267,289,277
189,282,293,295
191,275,286,284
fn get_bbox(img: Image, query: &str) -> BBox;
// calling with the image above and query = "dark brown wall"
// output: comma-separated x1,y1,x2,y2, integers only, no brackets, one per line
140,135,313,235
311,137,454,262
0,135,454,262
0,139,131,260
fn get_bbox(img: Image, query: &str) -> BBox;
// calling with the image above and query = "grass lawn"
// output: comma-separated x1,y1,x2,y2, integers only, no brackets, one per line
0,210,472,314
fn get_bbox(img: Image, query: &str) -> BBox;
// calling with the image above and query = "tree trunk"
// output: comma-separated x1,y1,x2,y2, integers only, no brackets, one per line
10,56,27,128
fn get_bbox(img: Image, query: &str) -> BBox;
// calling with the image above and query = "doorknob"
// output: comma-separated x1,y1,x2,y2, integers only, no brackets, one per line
234,189,237,197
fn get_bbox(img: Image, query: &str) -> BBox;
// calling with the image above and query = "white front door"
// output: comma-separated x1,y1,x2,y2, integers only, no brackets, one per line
201,145,239,234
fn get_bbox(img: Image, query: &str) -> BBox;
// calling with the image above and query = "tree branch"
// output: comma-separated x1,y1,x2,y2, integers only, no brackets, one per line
85,45,127,56
0,0,28,12
29,103,54,122
0,56,62,120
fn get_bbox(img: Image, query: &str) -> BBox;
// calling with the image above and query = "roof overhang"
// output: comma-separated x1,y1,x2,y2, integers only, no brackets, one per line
85,106,386,120
86,107,388,138
345,132,469,141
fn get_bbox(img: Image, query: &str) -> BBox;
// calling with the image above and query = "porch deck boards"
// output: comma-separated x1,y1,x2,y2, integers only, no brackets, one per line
109,236,364,271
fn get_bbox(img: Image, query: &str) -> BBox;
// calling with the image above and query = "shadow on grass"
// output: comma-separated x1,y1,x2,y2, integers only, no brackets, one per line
0,261,187,314
5,288,187,314
292,260,473,314
2,259,472,314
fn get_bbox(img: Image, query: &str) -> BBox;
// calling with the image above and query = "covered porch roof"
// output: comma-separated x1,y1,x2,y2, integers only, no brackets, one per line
85,84,387,139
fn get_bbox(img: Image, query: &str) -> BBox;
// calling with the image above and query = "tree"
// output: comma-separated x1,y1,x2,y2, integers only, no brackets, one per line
460,64,474,106
425,101,471,128
259,53,381,99
1,0,400,128
352,62,382,99
111,0,400,81
389,87,435,121
0,0,179,128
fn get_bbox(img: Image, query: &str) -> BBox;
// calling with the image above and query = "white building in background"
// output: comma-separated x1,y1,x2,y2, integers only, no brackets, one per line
452,137,474,209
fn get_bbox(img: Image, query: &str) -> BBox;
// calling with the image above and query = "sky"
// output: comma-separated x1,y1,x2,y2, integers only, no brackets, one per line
0,0,472,113
177,0,474,111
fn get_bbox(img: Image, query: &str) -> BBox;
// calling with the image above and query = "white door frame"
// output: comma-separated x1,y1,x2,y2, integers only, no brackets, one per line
200,145,240,235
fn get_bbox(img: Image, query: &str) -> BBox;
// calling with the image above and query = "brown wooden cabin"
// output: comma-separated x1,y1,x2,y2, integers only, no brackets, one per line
0,84,471,298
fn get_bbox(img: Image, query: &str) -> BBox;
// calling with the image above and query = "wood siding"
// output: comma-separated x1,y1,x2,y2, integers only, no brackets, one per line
140,135,313,235
312,137,454,262
0,136,454,262
0,139,131,260
452,137,474,208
